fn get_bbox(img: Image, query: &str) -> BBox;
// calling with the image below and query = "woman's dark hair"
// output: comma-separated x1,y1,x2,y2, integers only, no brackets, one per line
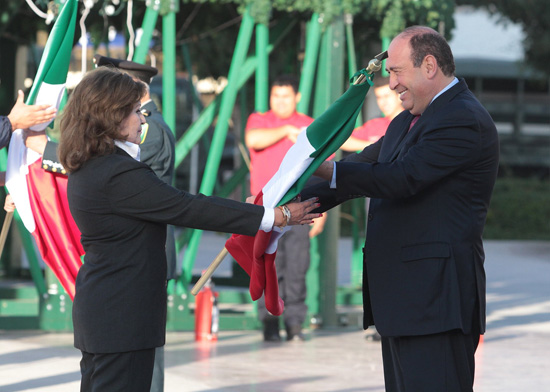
401,26,455,77
58,67,146,173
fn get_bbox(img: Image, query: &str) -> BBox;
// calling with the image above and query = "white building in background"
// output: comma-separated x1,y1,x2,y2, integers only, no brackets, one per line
449,6,525,62
448,6,549,170
449,6,550,152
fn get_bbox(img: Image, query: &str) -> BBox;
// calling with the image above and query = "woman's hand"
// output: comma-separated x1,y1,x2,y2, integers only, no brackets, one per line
4,194,15,213
274,197,321,228
246,195,256,204
23,130,48,155
308,212,327,238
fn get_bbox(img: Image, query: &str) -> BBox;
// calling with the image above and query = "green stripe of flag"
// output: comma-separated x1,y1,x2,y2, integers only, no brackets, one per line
278,75,374,206
27,0,78,105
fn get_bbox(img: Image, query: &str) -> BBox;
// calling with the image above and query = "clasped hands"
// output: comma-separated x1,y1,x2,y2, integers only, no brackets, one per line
246,195,321,229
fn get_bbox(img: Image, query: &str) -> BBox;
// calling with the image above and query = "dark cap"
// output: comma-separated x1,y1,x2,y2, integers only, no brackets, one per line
93,54,158,84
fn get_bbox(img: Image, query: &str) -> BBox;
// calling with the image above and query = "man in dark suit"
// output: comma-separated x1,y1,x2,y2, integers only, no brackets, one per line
304,26,499,391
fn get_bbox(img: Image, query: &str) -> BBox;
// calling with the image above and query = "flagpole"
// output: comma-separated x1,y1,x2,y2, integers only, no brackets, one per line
191,52,388,297
0,212,13,258
191,248,228,296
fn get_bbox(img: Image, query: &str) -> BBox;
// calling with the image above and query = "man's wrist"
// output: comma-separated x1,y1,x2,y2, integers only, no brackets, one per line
5,116,14,132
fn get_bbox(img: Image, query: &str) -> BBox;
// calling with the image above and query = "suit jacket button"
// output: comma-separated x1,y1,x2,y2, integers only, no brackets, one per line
368,213,373,221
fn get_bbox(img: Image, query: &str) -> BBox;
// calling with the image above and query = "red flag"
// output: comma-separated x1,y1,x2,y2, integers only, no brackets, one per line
225,76,373,315
226,192,284,315
5,0,82,299
26,161,83,298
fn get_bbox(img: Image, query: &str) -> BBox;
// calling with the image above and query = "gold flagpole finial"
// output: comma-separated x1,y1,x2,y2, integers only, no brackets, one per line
353,51,388,85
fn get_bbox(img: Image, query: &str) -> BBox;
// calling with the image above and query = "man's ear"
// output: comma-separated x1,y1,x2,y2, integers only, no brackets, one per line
295,92,302,103
423,55,437,79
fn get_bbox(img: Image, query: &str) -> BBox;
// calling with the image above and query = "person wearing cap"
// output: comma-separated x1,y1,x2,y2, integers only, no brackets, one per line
94,54,177,392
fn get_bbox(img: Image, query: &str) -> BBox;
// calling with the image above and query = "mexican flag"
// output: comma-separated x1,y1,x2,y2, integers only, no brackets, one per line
5,0,83,300
225,74,373,315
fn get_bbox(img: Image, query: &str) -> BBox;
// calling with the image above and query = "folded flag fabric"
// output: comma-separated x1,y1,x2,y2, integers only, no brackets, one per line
5,0,82,300
225,75,374,315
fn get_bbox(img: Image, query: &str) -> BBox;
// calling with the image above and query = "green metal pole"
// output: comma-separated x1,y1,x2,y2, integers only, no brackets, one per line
0,150,47,296
255,23,269,113
181,44,203,112
344,14,366,287
162,9,177,133
132,3,159,64
297,13,322,115
310,16,345,329
174,52,268,168
180,9,255,286
345,14,363,128
15,215,47,295
174,19,297,168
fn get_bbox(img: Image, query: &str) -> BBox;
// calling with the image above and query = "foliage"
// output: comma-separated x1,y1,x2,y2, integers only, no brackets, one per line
484,176,550,240
1,0,455,75
0,0,51,43
456,0,550,77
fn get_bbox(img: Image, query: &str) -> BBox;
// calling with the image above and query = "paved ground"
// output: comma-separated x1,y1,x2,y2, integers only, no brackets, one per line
1,240,549,391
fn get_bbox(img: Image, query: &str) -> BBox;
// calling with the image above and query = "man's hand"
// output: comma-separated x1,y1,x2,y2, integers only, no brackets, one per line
275,197,321,228
23,130,48,155
314,161,334,181
7,90,57,131
245,125,304,150
285,125,303,144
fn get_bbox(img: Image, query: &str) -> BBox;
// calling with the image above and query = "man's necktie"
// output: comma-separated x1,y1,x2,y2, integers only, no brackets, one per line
408,115,420,131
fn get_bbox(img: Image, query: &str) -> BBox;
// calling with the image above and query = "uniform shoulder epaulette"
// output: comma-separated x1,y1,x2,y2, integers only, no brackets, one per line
42,159,67,175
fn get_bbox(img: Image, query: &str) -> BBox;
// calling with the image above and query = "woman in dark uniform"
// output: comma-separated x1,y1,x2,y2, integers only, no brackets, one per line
58,67,319,392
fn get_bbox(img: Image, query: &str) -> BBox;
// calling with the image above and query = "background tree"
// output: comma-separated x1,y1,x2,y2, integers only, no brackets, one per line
457,0,550,77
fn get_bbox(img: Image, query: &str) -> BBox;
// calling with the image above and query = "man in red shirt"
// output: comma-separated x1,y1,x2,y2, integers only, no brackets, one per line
341,77,403,152
245,75,326,341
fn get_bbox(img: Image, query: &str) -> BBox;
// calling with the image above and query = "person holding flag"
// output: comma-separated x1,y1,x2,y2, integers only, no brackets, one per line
5,0,82,300
0,90,57,191
0,90,57,150
57,67,320,391
304,26,499,391
245,74,327,342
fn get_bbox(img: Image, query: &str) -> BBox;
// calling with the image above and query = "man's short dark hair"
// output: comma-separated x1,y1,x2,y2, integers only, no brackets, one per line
272,75,299,94
402,26,455,77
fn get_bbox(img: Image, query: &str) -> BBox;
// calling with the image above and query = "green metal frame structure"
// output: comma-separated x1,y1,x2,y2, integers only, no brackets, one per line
1,6,370,331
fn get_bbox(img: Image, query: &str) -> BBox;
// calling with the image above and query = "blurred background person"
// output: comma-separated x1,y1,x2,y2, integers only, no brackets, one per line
341,76,404,153
245,74,327,342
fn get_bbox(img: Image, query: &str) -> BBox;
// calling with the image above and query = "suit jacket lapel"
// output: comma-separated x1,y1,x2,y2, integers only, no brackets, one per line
387,114,421,162
385,79,469,162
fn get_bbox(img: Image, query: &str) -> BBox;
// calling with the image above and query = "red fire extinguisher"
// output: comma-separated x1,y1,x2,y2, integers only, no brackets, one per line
194,276,219,341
